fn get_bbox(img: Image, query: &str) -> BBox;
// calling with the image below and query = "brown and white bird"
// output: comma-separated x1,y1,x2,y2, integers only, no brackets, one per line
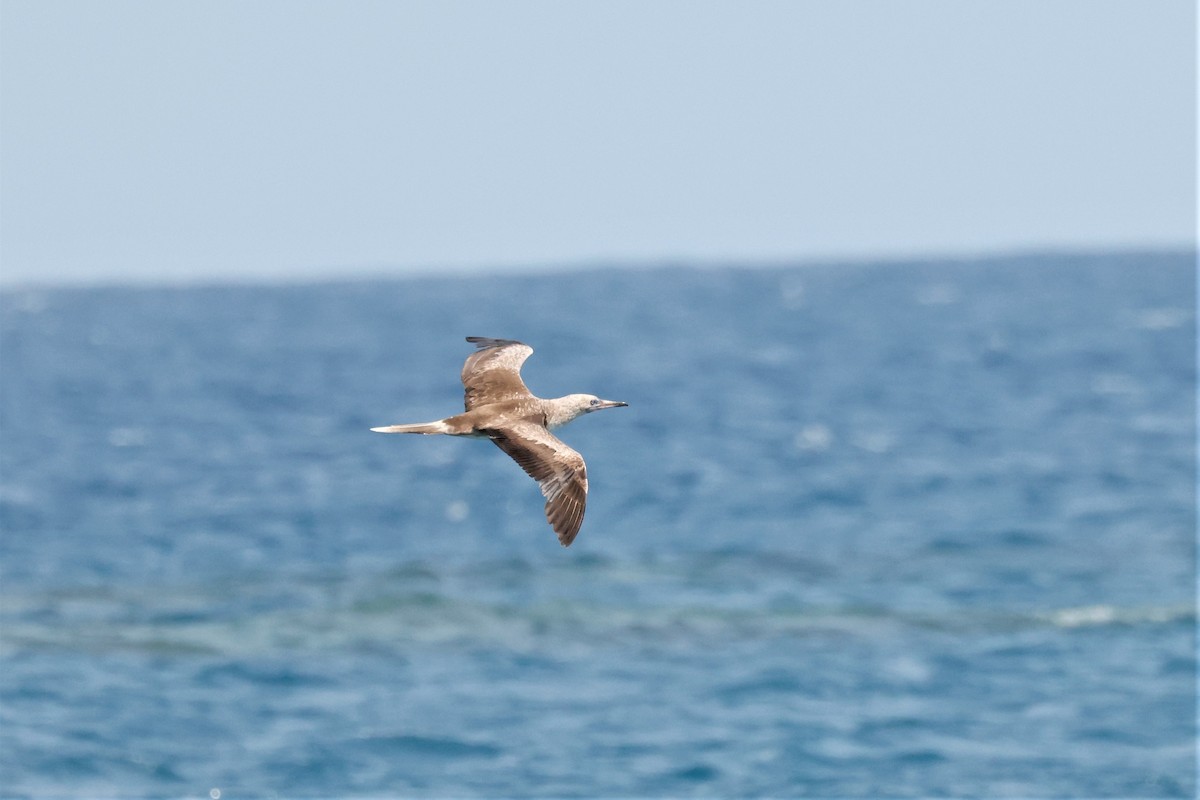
371,337,627,546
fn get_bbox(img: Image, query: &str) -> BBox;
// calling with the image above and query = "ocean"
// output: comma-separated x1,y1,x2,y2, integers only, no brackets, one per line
0,251,1195,797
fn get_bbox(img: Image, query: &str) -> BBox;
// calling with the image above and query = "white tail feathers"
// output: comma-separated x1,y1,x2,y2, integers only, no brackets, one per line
370,421,450,434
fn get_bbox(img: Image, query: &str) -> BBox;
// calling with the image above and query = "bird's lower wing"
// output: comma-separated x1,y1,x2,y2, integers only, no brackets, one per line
481,422,588,546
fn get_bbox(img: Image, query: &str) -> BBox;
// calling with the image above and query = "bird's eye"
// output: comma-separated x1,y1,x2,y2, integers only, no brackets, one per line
589,399,599,406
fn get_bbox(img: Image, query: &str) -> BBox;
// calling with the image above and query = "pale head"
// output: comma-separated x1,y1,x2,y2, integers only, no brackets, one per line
546,393,628,429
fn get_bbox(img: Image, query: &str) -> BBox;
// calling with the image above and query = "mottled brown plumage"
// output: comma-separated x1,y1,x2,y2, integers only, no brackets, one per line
371,337,626,546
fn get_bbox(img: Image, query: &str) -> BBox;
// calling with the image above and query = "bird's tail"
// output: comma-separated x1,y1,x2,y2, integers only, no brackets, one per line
370,420,451,434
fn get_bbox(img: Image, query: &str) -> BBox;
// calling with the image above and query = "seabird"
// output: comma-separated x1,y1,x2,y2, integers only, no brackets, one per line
371,337,627,546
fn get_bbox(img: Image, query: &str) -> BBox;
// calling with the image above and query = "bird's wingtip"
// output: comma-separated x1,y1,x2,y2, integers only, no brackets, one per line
466,336,525,349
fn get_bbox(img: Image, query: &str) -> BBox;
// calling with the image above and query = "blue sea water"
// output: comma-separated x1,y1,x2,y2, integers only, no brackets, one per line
0,252,1195,798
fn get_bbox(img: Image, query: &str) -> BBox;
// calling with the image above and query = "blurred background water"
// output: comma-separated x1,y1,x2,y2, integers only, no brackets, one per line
0,251,1194,797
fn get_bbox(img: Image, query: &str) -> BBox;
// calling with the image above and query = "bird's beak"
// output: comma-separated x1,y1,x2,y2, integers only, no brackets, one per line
598,400,628,409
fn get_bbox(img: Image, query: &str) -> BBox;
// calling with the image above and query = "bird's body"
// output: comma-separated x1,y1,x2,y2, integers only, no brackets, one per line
371,337,627,546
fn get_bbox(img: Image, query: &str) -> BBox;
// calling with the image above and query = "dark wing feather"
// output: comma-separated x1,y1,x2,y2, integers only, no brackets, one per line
482,422,588,546
462,337,535,411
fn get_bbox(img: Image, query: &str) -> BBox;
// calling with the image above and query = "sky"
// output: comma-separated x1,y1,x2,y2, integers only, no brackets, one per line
0,0,1195,286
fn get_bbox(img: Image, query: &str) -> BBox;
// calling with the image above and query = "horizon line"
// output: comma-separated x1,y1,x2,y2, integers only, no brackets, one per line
1,243,1194,293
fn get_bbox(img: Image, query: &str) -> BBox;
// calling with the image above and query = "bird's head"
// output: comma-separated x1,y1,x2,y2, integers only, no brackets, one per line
551,393,628,428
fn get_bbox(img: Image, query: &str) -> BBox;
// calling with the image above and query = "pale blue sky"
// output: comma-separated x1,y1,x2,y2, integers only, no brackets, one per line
1,0,1195,285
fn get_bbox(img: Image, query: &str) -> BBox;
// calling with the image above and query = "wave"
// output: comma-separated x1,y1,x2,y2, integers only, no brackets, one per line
2,572,1192,657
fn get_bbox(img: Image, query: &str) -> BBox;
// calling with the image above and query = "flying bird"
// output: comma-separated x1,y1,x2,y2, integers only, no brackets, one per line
371,337,627,546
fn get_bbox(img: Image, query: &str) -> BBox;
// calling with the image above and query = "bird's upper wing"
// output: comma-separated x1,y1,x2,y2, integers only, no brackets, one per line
482,421,588,546
462,337,535,411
